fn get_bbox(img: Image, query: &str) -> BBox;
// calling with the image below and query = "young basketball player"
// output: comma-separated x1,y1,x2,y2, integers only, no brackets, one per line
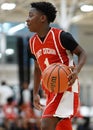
26,2,87,130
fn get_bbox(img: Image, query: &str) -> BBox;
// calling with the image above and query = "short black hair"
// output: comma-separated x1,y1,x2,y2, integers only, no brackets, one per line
31,1,57,23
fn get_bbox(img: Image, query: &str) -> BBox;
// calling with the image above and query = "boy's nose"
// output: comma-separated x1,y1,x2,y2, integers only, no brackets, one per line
26,17,30,22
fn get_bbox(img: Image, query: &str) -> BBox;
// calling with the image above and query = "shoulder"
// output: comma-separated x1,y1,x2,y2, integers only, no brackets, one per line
51,27,63,38
60,31,73,38
51,27,63,33
60,31,78,42
60,31,78,51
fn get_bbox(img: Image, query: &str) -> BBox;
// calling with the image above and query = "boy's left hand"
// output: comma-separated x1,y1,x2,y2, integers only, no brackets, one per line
68,66,78,86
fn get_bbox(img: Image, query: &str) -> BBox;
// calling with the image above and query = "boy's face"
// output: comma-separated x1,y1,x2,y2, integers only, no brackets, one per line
26,8,46,32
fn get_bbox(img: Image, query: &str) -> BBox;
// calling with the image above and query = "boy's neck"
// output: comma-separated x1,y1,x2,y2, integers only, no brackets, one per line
37,26,51,38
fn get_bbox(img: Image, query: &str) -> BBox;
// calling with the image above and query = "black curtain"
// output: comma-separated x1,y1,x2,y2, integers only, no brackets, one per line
17,36,30,86
17,37,24,86
17,36,30,106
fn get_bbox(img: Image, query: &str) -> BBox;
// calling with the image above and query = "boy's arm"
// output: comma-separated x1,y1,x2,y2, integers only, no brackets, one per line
33,60,44,110
68,45,87,86
73,45,87,73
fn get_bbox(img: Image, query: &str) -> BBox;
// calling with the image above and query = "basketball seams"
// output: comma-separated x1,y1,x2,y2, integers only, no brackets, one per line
43,63,56,75
42,63,71,93
59,66,71,76
42,63,56,78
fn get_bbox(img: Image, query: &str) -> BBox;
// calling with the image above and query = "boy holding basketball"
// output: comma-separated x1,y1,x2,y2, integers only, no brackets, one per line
26,1,87,130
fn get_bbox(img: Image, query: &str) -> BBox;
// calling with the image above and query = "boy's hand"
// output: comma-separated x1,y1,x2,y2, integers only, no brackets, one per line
68,66,78,86
33,94,44,111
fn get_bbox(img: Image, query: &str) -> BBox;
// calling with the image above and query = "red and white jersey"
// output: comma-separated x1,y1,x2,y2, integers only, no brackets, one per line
29,28,74,72
29,27,79,94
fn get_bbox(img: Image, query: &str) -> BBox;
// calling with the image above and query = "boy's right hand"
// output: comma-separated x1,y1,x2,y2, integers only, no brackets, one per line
33,94,44,111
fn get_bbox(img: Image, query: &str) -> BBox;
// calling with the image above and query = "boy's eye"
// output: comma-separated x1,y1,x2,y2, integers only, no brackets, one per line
29,12,34,17
29,14,33,17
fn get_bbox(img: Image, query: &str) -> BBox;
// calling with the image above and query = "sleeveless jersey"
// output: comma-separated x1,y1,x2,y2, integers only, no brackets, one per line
29,27,79,93
29,27,74,72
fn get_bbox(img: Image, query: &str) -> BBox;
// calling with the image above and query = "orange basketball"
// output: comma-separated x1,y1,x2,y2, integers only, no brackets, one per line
42,63,71,93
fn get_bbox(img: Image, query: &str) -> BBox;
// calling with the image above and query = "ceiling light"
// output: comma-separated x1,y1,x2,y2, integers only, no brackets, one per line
5,49,14,55
72,15,83,22
1,3,16,10
80,4,93,12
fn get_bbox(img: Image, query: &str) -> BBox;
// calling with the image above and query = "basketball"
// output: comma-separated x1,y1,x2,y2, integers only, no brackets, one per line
42,63,71,93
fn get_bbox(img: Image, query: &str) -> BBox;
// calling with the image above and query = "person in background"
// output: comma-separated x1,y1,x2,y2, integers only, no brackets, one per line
26,1,87,130
3,97,18,130
22,81,31,105
0,81,14,106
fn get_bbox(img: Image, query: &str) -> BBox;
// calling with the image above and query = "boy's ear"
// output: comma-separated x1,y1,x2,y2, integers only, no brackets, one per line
40,15,47,22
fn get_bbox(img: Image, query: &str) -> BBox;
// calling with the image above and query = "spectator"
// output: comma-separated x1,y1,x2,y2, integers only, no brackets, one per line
22,82,31,105
3,97,18,130
0,81,14,106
